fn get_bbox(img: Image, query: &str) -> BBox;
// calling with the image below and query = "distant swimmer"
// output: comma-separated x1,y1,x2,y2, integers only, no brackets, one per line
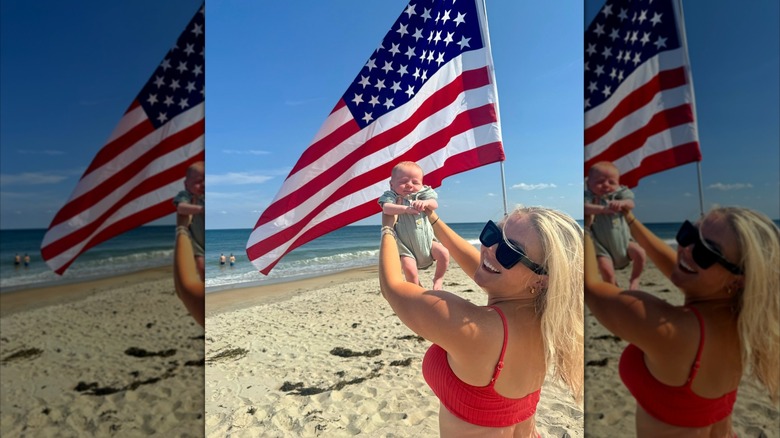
229,253,236,267
23,254,30,268
14,253,21,267
219,253,226,266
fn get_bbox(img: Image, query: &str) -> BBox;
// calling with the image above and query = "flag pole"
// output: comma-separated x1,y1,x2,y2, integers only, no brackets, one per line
675,0,705,217
500,161,508,216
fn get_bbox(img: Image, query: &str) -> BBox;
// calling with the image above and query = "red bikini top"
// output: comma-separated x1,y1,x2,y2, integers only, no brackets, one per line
422,306,541,427
619,307,737,427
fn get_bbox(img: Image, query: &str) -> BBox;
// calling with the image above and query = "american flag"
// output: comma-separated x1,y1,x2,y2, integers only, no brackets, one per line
584,0,701,187
41,4,205,275
247,0,504,274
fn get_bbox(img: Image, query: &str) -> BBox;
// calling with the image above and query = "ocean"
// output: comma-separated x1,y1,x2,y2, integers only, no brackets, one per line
0,226,174,292
3,220,776,293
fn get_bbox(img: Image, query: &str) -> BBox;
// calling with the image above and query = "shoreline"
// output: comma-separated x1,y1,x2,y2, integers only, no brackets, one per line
0,265,172,317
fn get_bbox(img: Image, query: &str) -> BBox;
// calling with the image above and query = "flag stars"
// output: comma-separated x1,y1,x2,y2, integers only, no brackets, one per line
654,35,667,50
413,67,421,80
374,79,386,91
453,12,466,26
170,79,181,91
383,98,395,109
632,52,642,65
419,50,427,62
435,52,445,66
405,85,415,98
398,64,409,77
426,51,434,63
617,70,624,81
588,81,598,93
405,3,416,18
441,10,451,24
594,65,605,76
352,93,364,105
193,64,203,76
389,43,400,56
147,94,158,105
602,85,612,97
443,32,454,46
358,75,371,88
362,112,373,123
191,22,203,36
601,3,613,17
157,112,168,123
412,28,424,41
397,23,409,37
638,10,648,24
164,96,174,106
405,46,416,59
433,30,442,44
594,23,605,37
640,32,651,46
601,46,613,60
391,81,402,93
160,59,171,71
630,31,639,44
609,28,620,41
650,12,662,26
610,68,617,79
457,36,471,50
421,70,428,81
586,43,597,56
382,61,394,74
366,58,377,71
618,8,628,21
368,95,380,107
184,43,195,56
154,76,165,88
177,61,188,73
186,81,196,92
178,98,189,109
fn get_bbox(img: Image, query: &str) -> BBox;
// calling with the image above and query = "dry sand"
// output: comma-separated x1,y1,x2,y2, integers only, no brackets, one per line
584,262,780,438
0,266,205,437
205,264,583,437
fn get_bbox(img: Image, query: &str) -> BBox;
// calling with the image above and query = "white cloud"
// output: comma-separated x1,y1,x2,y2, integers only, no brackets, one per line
222,149,271,155
207,172,274,185
0,172,70,185
708,183,753,191
511,183,558,191
683,192,693,197
486,192,496,197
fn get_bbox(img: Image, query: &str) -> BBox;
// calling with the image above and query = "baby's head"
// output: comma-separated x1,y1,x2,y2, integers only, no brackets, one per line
390,161,424,196
586,161,620,196
185,162,205,196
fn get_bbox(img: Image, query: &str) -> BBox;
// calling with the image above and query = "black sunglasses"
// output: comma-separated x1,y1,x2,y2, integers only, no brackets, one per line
676,220,743,275
479,220,547,275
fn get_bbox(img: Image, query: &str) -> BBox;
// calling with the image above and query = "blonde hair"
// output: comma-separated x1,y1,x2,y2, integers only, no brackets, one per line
508,206,584,402
715,207,780,403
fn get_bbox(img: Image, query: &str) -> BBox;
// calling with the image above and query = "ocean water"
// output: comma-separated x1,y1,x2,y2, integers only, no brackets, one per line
0,226,174,292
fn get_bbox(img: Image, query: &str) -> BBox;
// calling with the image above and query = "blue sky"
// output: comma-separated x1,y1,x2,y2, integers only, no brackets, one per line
1,1,777,231
585,0,779,223
0,1,202,230
205,1,585,229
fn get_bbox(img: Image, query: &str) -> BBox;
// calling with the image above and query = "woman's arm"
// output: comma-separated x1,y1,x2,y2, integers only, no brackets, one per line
379,214,484,355
624,212,677,279
174,215,204,327
584,230,684,355
425,212,481,278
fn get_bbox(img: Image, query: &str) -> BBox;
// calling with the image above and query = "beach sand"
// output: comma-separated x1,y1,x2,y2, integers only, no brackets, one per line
0,266,205,437
205,264,583,437
584,262,780,438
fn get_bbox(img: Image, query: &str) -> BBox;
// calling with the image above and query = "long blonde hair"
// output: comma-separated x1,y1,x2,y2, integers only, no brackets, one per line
716,207,780,403
510,206,584,402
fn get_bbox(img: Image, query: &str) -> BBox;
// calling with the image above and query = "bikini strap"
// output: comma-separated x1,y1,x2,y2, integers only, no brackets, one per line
686,306,706,386
488,306,509,386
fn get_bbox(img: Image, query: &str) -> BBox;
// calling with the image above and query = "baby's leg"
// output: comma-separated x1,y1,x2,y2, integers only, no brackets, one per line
596,255,618,286
400,256,421,287
627,241,646,290
430,241,450,290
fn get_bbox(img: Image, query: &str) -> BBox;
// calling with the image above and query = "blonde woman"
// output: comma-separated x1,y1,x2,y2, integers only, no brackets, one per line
379,206,583,437
585,207,780,437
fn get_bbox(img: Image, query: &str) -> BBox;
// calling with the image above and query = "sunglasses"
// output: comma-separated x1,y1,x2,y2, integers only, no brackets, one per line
676,220,743,275
479,220,547,275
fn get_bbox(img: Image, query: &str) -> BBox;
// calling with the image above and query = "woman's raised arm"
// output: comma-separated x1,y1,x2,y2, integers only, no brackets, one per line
426,212,481,279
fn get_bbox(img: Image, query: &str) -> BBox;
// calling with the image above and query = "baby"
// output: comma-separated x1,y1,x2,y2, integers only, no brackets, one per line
584,161,645,289
378,161,449,290
173,162,205,281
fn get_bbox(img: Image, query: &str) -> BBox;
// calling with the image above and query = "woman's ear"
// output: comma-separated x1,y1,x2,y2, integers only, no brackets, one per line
537,275,549,292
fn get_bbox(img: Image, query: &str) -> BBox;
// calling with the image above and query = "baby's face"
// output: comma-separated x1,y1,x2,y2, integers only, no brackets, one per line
390,166,424,196
587,168,620,196
185,170,205,196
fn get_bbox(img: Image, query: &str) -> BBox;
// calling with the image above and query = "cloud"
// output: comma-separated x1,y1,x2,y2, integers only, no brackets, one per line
511,183,558,191
707,183,753,191
207,172,274,185
0,172,70,185
17,149,65,155
222,149,271,155
284,97,324,107
486,192,496,197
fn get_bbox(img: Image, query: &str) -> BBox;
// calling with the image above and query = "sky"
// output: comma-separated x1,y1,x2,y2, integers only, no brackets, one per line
205,1,585,229
1,1,777,231
0,1,203,230
585,0,780,223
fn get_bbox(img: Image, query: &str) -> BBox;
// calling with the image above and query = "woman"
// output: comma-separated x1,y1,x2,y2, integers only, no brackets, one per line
584,207,780,437
379,206,583,437
174,213,205,327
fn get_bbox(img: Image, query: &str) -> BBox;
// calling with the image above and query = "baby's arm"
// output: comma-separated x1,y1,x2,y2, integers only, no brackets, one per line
411,198,437,212
177,201,204,216
585,202,617,215
608,199,635,211
382,202,421,215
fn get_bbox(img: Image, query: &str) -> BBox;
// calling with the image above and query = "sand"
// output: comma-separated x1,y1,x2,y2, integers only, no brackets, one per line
584,263,780,438
205,264,584,437
0,266,205,437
